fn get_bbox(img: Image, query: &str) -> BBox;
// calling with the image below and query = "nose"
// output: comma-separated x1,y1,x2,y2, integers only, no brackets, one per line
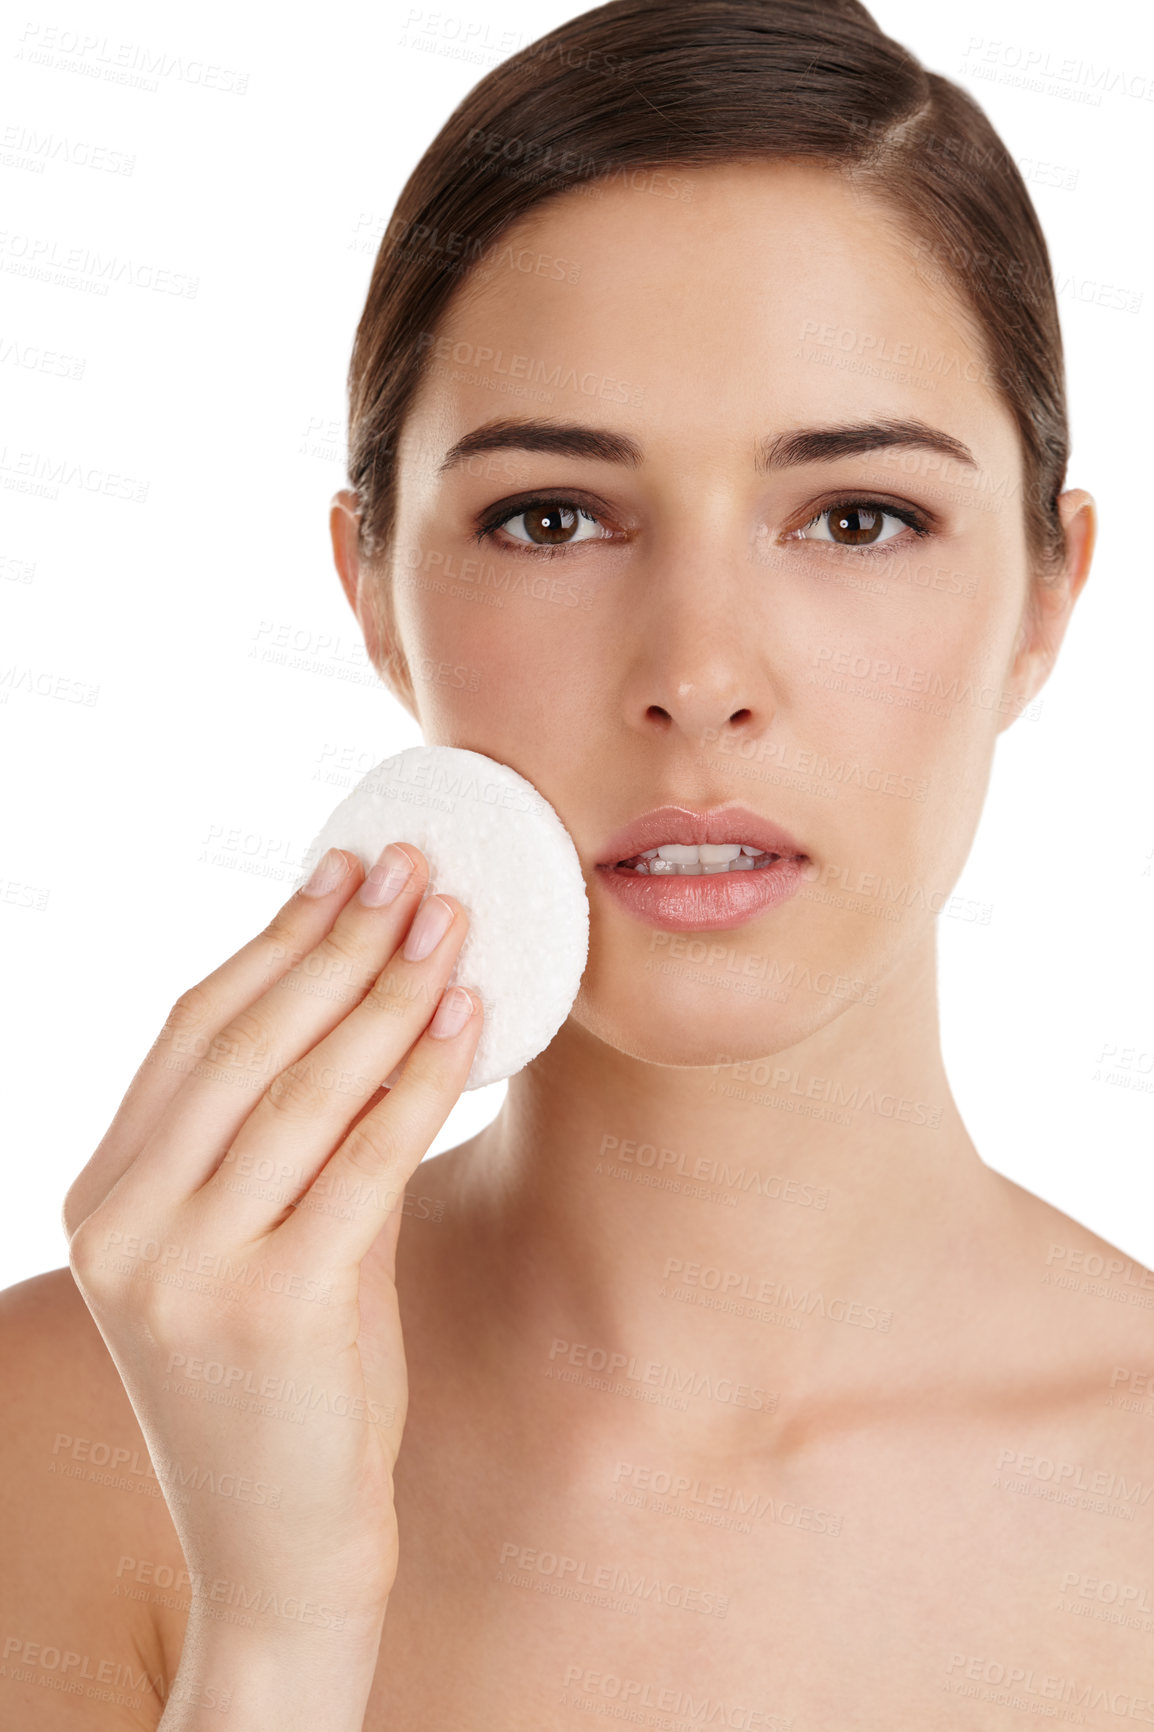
642,684,753,740
619,536,776,749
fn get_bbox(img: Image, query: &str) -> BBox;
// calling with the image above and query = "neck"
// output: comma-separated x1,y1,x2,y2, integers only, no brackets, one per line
447,936,1019,1413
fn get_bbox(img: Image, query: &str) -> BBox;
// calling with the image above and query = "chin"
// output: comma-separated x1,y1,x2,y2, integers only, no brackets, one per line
571,978,859,1072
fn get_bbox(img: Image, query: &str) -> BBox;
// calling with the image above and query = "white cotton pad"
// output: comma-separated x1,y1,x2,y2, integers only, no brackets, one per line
301,746,589,1090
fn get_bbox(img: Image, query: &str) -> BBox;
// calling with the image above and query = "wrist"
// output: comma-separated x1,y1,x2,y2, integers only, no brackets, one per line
159,1609,386,1732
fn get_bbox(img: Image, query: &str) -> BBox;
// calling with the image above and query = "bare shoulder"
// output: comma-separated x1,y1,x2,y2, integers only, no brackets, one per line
0,1267,183,1727
999,1177,1154,1515
1004,1173,1154,1363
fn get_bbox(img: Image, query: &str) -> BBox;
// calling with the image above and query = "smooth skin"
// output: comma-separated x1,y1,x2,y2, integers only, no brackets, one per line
2,160,1151,1729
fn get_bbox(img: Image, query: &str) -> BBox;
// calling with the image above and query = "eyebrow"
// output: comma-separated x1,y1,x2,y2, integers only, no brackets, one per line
436,415,979,476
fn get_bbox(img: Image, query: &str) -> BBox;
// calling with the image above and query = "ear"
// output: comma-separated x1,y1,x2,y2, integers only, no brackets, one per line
997,487,1096,734
329,489,419,719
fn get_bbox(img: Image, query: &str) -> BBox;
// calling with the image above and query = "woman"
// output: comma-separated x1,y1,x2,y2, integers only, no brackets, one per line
3,0,1149,1724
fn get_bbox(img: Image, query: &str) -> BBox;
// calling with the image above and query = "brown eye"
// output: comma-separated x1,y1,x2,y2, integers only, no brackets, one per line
521,504,582,544
791,502,914,550
828,507,883,545
486,499,612,549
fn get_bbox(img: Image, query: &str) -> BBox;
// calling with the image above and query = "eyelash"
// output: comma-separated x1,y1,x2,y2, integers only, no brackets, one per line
786,499,932,557
473,494,611,559
472,492,933,558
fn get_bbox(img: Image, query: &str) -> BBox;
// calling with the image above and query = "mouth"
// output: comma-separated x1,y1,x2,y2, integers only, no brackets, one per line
593,805,810,932
609,843,788,874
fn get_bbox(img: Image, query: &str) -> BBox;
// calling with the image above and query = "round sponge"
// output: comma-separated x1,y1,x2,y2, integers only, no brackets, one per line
301,746,589,1090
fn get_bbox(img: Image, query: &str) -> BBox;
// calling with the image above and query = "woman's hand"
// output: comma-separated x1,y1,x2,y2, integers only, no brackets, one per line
63,842,482,1728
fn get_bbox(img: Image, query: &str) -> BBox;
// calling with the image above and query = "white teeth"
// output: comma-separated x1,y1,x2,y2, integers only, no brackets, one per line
649,842,765,863
614,840,790,874
624,848,778,876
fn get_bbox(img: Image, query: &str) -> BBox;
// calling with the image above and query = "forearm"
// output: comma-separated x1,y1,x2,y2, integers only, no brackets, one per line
157,1612,387,1732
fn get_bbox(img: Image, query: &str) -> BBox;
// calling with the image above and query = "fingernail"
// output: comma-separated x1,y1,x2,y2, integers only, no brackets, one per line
358,843,416,908
429,986,473,1039
299,848,348,898
403,894,453,962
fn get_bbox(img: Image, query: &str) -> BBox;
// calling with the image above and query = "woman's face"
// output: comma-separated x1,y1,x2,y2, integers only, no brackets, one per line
346,159,1078,1067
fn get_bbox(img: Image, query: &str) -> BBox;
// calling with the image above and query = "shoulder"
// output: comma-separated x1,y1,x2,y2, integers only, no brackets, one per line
0,1267,183,1726
1005,1175,1154,1362
1001,1179,1154,1483
1,1259,126,1391
0,1263,145,1458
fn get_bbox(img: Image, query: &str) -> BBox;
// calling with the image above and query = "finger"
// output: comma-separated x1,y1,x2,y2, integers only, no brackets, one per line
63,848,370,1233
197,895,474,1238
279,984,483,1268
111,841,438,1207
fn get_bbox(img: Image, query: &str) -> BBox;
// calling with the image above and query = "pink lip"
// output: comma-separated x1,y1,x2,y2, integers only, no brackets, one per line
593,804,810,933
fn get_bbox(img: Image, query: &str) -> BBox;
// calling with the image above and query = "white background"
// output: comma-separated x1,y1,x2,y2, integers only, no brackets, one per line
2,0,1150,1289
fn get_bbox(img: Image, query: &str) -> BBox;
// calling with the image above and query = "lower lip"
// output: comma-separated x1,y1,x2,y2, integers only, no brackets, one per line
594,857,807,931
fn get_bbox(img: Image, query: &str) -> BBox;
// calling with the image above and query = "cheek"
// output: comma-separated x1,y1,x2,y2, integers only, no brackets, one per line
786,555,1017,737
394,573,592,736
748,574,1015,888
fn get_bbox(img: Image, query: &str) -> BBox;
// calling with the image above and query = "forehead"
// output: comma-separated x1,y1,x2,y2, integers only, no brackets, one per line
404,158,1019,479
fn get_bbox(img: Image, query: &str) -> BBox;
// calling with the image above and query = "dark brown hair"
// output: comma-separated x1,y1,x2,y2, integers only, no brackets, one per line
346,0,1068,688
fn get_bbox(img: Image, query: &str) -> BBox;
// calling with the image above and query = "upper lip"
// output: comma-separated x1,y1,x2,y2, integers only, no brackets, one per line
595,804,809,867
